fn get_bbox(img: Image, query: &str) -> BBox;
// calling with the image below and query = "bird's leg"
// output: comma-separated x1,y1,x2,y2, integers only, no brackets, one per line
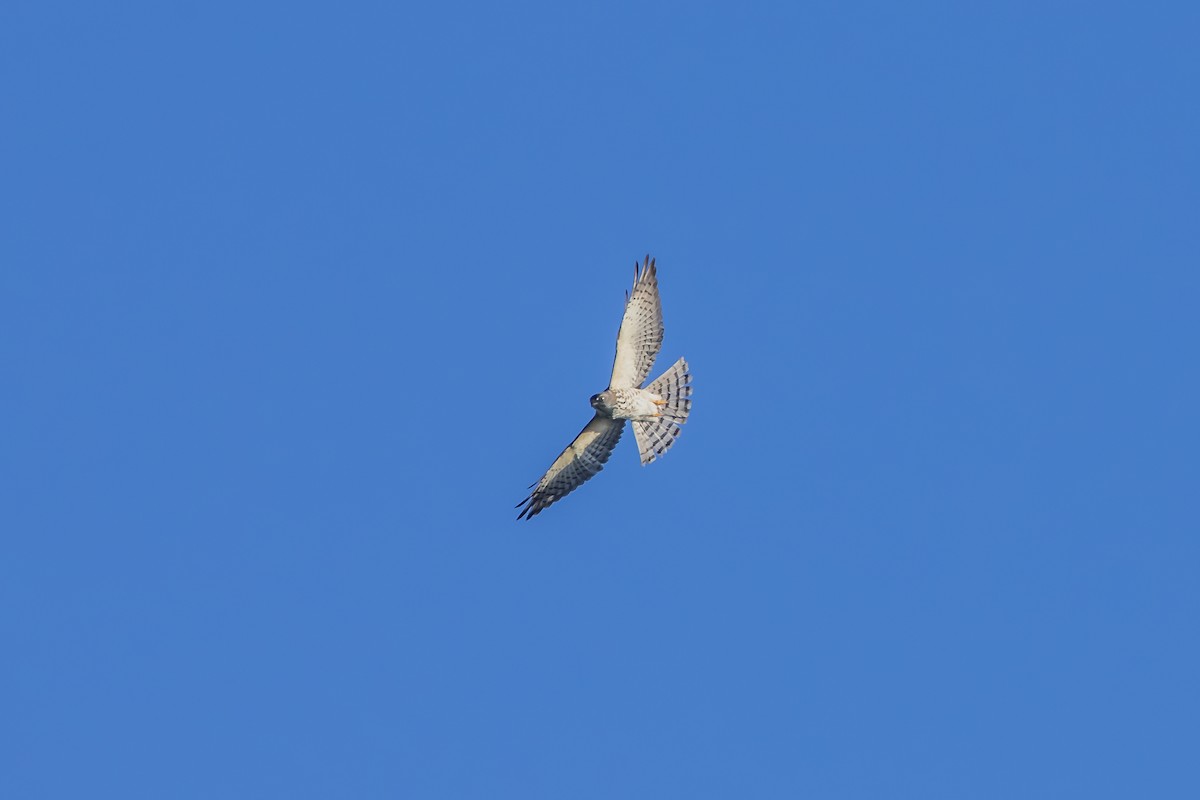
652,398,668,406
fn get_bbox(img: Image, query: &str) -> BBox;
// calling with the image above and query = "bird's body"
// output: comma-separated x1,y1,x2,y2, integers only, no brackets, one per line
516,256,692,520
592,387,667,421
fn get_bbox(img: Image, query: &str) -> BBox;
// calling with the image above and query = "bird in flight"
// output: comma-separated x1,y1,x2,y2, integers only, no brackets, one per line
517,255,692,520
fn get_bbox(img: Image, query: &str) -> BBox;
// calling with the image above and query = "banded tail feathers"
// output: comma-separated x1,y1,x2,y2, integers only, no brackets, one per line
633,357,692,465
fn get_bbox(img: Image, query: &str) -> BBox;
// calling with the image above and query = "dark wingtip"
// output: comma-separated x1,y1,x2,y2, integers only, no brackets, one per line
516,490,544,519
633,254,656,286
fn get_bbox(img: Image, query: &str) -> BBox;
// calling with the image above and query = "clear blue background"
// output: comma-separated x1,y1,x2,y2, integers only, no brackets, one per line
2,2,1197,797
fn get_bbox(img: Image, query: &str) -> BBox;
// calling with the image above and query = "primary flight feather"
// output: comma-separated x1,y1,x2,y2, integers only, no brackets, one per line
516,256,693,520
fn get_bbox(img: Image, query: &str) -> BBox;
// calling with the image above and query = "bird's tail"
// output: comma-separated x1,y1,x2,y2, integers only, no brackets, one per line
633,357,692,465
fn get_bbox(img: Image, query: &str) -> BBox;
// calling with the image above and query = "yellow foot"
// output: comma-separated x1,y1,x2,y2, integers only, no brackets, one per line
652,398,668,406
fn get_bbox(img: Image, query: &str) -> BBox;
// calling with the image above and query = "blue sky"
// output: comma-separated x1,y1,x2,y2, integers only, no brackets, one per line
2,2,1197,797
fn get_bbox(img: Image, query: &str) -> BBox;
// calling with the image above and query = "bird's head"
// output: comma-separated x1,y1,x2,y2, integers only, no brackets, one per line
590,391,614,413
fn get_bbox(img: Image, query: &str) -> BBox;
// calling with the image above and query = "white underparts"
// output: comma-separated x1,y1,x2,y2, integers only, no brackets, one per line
610,388,665,420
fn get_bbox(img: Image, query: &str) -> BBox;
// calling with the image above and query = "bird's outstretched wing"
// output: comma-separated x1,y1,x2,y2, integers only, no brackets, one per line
516,414,626,520
608,256,663,390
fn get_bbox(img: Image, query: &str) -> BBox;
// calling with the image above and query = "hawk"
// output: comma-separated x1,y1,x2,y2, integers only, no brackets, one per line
516,255,692,520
